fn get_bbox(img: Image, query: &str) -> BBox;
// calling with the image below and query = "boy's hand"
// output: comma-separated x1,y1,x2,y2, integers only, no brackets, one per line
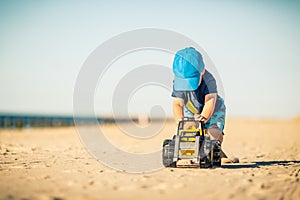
194,114,207,123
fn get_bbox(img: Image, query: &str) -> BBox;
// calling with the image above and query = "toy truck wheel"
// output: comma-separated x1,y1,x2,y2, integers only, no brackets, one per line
162,139,176,167
212,141,221,167
200,156,212,168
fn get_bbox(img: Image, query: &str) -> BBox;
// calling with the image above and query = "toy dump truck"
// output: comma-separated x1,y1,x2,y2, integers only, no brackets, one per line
162,117,221,168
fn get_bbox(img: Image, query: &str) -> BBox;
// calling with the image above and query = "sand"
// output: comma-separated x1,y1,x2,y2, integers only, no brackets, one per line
0,118,300,200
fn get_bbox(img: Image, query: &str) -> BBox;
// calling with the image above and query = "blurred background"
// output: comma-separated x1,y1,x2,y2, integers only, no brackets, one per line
0,0,300,128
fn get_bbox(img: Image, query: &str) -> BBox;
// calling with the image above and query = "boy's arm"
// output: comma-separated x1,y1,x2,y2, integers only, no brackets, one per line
173,98,184,123
200,93,217,122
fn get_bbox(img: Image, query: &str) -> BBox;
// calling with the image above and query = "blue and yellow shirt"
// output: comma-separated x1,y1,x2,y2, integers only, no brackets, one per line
172,70,225,117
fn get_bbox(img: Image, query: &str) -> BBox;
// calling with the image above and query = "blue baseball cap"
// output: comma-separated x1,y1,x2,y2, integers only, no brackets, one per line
173,47,205,91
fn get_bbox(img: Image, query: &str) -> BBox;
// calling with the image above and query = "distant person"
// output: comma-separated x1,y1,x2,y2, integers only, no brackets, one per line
171,47,235,162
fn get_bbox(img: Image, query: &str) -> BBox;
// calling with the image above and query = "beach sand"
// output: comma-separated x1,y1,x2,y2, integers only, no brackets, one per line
0,118,300,200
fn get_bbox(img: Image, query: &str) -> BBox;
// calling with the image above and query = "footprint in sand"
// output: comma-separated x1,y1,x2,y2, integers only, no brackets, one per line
290,168,300,177
140,184,149,189
52,197,64,200
44,175,51,179
112,185,118,190
256,154,265,158
88,181,94,185
260,183,271,189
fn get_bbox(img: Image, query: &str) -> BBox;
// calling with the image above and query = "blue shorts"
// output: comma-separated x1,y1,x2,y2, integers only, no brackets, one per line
205,102,226,134
183,99,226,134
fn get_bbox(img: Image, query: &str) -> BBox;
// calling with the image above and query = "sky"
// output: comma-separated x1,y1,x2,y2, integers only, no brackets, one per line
0,0,300,118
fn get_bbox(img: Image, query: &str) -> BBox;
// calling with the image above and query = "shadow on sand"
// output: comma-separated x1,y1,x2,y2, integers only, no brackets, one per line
221,160,300,169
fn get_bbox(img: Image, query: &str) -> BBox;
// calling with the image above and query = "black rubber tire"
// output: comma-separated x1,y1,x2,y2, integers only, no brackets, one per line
162,139,176,167
212,141,221,167
200,156,212,168
163,139,172,146
199,138,212,168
